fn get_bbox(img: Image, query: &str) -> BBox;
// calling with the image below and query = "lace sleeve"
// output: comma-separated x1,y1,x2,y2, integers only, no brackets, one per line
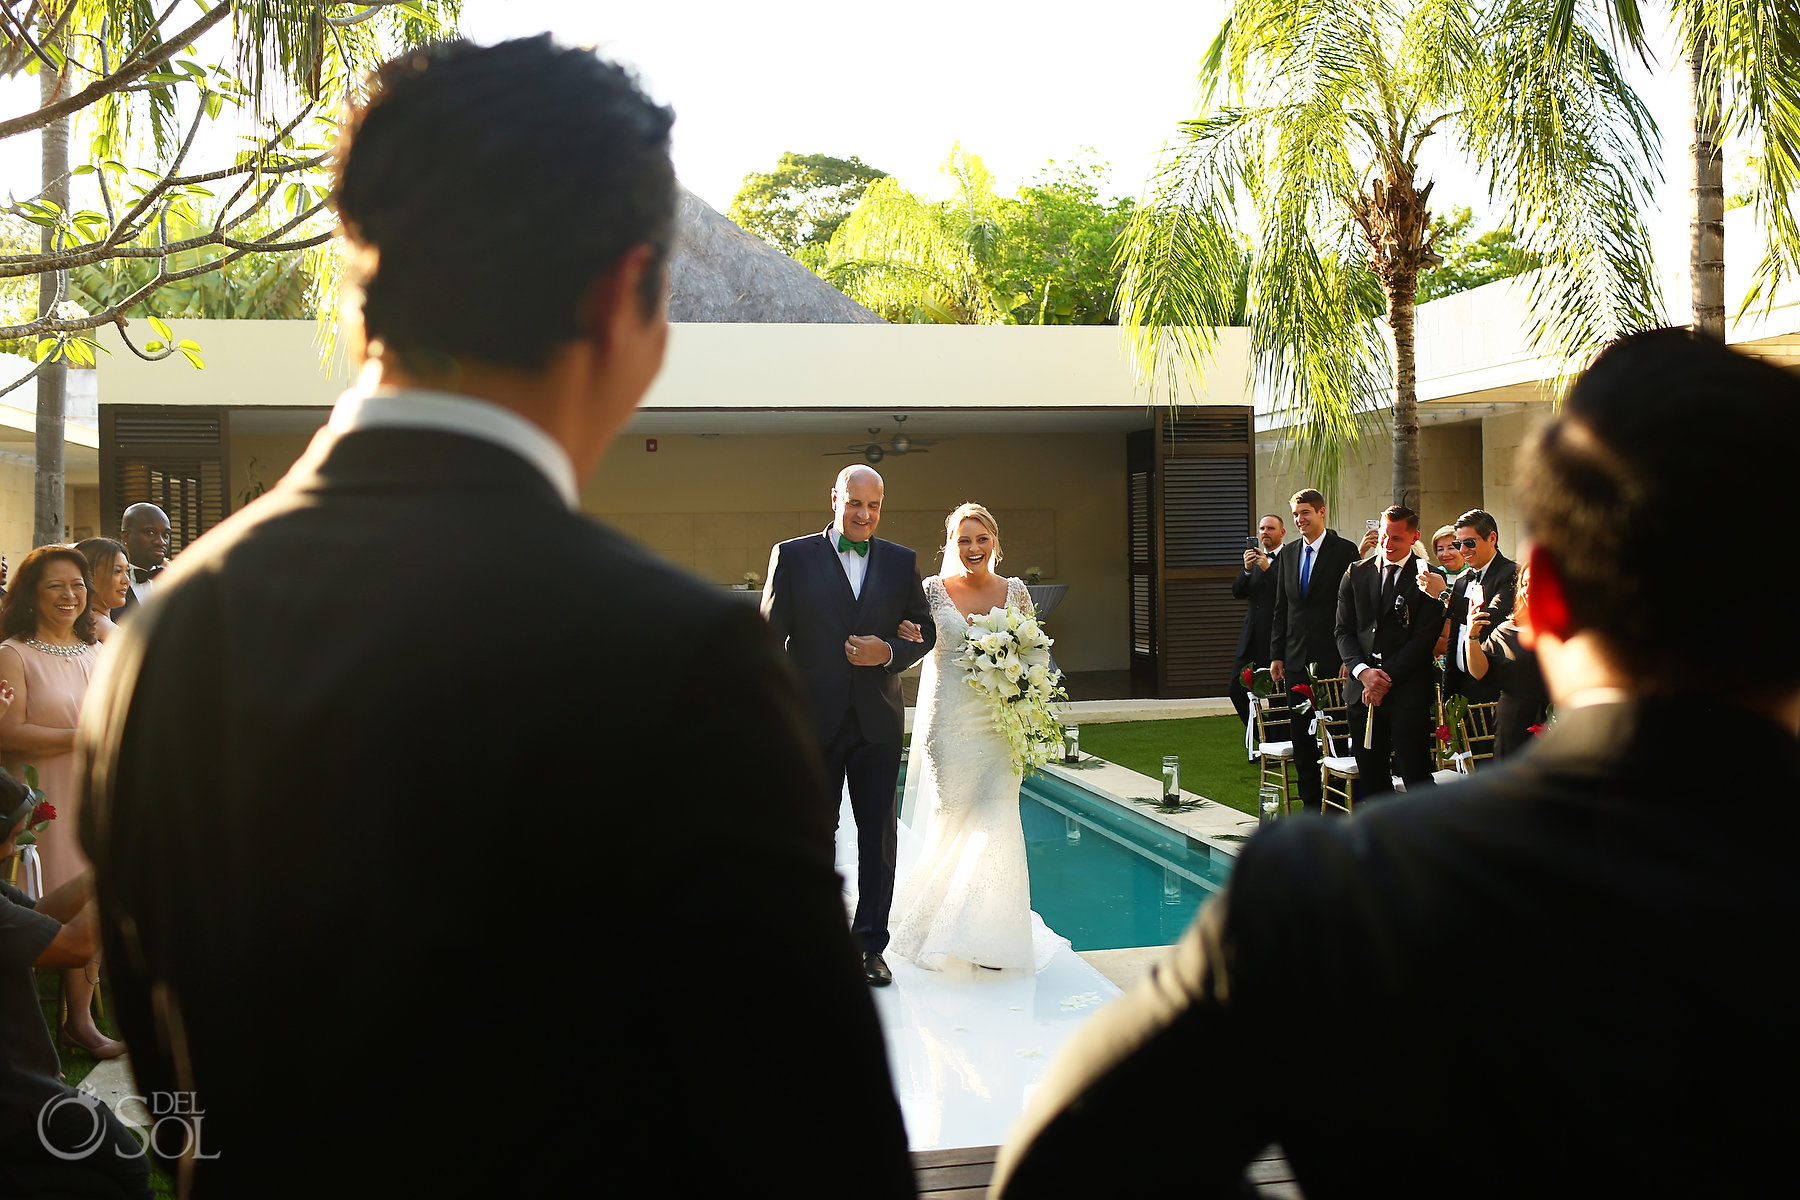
1009,577,1033,615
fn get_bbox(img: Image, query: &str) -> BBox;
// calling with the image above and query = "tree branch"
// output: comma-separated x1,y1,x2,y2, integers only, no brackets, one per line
0,2,231,140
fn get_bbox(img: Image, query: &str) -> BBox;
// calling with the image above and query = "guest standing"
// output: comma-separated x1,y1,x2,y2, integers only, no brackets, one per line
1268,489,1358,813
1229,513,1284,727
0,546,121,1060
1439,508,1517,711
1465,563,1550,757
108,502,170,625
75,537,131,642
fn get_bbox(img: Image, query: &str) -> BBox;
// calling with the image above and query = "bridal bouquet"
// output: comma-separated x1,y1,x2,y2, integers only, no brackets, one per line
954,606,1067,772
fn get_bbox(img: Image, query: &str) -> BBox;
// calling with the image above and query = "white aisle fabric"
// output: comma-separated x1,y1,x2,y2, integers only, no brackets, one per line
838,789,1124,1152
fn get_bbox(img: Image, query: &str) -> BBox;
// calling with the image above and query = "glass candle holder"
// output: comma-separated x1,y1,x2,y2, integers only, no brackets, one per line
1161,755,1181,803
1163,865,1183,906
1259,784,1282,824
1065,814,1082,844
1061,724,1081,763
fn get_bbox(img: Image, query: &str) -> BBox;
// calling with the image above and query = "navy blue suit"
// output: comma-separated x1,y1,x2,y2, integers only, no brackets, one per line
763,528,935,953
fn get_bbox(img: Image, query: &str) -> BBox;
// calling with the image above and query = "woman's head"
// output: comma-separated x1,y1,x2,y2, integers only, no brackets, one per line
941,503,1003,576
76,537,130,615
0,546,97,643
1432,525,1463,572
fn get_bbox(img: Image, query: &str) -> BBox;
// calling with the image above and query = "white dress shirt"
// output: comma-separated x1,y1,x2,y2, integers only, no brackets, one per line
128,573,159,606
329,385,579,509
1352,558,1409,680
827,527,870,599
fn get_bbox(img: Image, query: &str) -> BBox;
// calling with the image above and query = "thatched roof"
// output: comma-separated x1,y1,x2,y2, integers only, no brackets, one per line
668,187,885,324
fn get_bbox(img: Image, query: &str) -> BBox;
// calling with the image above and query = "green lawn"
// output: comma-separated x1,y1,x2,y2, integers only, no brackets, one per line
1076,715,1262,816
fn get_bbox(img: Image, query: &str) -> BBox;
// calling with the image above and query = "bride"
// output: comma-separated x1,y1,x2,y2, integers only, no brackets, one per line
889,503,1066,974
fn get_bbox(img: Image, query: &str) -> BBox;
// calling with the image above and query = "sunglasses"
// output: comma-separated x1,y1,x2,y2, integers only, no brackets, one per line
1451,538,1482,551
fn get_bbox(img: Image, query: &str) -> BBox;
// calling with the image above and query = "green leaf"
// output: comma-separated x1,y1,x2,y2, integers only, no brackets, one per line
63,339,94,367
32,338,55,363
203,91,225,121
178,347,207,370
144,340,166,354
176,339,202,351
148,317,173,342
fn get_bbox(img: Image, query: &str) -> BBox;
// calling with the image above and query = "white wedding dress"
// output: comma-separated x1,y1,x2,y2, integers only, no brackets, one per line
890,575,1067,974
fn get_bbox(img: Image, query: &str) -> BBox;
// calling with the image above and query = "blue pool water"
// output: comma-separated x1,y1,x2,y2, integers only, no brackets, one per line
1020,771,1236,951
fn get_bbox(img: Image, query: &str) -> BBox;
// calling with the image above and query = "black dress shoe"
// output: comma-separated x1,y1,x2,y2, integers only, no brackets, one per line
862,951,893,987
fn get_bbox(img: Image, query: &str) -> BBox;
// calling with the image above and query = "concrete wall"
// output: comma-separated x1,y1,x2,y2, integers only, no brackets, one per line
1254,420,1485,545
1479,407,1556,555
1,456,101,571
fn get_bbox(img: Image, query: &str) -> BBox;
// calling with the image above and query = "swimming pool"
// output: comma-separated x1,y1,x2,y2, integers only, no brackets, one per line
1020,770,1235,951
897,761,1238,952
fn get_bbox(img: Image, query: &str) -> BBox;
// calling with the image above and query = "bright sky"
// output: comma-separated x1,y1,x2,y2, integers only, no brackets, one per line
1,1,1710,289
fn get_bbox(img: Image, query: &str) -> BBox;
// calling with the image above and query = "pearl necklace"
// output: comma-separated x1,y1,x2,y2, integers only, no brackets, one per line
22,637,88,659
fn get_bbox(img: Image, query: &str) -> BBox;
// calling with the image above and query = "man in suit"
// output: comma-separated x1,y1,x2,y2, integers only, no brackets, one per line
1335,505,1443,798
1268,488,1359,813
1440,507,1517,708
109,502,170,624
762,465,935,987
75,39,913,1198
990,330,1800,1199
1229,513,1285,726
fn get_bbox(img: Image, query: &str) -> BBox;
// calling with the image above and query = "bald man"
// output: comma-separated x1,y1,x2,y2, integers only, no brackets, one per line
762,465,936,986
111,502,171,624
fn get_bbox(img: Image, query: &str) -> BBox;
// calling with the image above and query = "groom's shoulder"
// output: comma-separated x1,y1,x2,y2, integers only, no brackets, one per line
873,537,916,560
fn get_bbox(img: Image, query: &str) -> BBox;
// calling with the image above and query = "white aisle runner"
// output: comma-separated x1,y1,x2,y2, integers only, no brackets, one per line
837,791,1124,1151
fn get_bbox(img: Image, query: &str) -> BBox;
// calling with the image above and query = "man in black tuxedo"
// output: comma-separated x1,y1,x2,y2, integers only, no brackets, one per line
1439,507,1517,708
1334,505,1443,798
991,329,1800,1199
1268,488,1358,812
1228,513,1284,726
75,40,912,1198
762,465,935,987
108,502,170,624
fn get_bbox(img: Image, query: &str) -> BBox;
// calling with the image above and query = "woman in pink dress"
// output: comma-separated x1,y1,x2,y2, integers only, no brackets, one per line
0,545,121,1059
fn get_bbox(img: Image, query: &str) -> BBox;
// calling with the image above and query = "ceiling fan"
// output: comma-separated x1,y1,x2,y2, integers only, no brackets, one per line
821,415,948,464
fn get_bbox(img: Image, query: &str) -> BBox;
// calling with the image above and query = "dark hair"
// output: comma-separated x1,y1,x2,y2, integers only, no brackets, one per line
0,546,98,644
1521,328,1800,686
1381,504,1419,531
334,36,678,374
1455,509,1498,540
1290,489,1326,510
76,536,127,582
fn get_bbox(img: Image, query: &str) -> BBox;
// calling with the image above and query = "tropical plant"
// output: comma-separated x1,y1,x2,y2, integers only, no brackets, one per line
1552,3,1800,336
1417,206,1543,303
819,147,1149,326
1117,0,1664,501
1,0,460,543
727,151,889,261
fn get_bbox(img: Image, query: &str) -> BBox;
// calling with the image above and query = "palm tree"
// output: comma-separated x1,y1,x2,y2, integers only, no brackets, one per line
1117,0,1664,502
1550,4,1800,339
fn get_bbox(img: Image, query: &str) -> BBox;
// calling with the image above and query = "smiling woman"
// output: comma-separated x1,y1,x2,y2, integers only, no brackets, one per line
0,546,119,1061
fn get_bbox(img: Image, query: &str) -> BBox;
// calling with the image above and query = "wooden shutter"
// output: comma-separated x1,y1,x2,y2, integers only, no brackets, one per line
100,407,230,552
1127,431,1157,694
1147,409,1254,697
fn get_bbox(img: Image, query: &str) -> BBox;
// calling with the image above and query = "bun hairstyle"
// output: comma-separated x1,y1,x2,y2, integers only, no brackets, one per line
941,502,1003,576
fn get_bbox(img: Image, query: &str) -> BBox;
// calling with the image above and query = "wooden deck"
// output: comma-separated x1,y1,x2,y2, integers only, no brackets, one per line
912,1144,1301,1198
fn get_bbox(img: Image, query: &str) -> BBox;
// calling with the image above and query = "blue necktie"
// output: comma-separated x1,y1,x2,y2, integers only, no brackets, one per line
1300,544,1314,596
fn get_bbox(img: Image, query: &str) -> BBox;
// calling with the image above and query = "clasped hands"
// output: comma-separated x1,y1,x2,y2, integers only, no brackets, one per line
845,620,925,667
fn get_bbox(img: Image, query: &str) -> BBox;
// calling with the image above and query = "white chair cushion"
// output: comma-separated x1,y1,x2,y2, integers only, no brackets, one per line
1431,769,1464,785
1322,756,1359,774
1257,741,1295,758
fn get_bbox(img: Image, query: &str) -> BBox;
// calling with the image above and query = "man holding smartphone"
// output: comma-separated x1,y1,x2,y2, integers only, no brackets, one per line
1230,514,1286,726
1440,508,1517,711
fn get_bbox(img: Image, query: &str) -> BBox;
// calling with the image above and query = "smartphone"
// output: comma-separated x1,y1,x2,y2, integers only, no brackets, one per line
1465,580,1485,613
1245,536,1259,549
1365,519,1379,530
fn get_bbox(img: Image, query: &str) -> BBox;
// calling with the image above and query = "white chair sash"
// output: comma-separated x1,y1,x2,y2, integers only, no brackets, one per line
18,844,42,900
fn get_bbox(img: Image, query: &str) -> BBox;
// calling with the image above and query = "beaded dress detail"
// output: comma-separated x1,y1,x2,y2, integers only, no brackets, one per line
890,576,1066,973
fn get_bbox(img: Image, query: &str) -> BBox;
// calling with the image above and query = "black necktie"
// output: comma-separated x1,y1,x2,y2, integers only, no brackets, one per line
132,565,163,584
1381,563,1400,605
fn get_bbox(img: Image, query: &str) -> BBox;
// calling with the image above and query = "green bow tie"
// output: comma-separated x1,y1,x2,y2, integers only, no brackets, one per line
837,534,870,557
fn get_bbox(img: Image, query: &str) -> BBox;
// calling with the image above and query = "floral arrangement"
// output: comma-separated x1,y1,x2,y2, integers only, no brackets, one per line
7,765,53,846
955,605,1067,772
1438,694,1471,755
1242,666,1313,716
743,570,762,588
1024,566,1044,584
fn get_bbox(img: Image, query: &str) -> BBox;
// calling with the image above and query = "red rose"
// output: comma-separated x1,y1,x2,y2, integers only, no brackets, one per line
1241,666,1253,687
1291,683,1313,701
32,801,55,823
1527,724,1545,736
1435,724,1453,744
